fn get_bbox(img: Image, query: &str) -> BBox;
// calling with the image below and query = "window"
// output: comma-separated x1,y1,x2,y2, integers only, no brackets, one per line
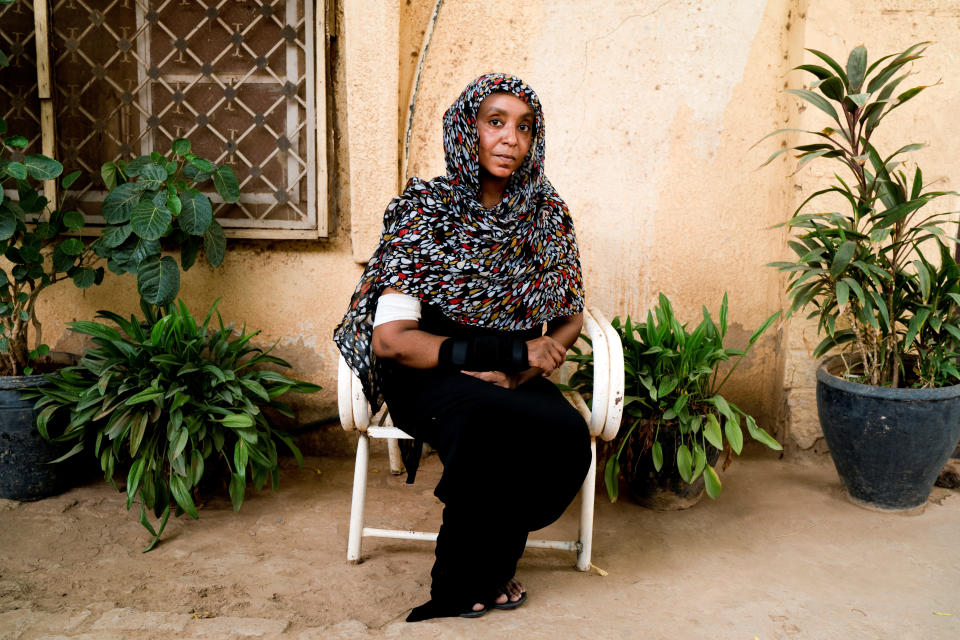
1,0,326,238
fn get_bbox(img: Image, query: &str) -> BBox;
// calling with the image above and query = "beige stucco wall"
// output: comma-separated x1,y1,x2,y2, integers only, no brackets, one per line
394,0,797,437
31,0,960,454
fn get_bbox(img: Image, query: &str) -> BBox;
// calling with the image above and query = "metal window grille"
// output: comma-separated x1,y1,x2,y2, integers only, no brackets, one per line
0,2,43,161
1,0,326,238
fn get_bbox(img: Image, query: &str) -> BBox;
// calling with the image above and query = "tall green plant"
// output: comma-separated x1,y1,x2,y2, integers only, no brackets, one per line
567,294,781,501
0,131,94,375
761,42,959,387
97,139,239,308
25,300,320,551
0,7,109,374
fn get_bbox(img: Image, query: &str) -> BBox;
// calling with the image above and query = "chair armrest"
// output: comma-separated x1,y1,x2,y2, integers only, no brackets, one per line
583,308,624,442
582,309,609,438
339,309,625,439
594,308,624,441
338,355,370,432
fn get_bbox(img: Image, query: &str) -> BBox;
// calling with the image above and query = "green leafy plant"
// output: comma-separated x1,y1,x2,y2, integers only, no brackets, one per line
567,294,781,501
761,42,960,388
97,139,239,308
25,299,320,551
0,128,233,375
0,117,106,375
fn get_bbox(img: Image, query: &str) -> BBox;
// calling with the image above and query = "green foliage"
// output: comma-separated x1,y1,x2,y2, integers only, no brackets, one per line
0,116,105,375
97,139,239,306
566,293,781,502
762,43,960,388
24,299,321,551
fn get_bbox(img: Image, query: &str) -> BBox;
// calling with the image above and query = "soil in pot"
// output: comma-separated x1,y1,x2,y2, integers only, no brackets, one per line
622,420,720,510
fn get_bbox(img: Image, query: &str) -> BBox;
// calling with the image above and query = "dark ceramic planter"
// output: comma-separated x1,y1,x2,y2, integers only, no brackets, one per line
624,426,720,510
0,374,77,501
816,358,960,510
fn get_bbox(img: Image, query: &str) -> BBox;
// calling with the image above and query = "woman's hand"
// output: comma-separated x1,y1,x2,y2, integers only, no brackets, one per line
525,335,567,374
462,370,519,389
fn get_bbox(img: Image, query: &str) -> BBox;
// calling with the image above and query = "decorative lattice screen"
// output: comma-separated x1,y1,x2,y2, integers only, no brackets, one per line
1,0,324,238
0,1,42,157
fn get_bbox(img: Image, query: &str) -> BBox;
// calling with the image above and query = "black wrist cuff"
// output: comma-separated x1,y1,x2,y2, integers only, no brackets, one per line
437,336,529,372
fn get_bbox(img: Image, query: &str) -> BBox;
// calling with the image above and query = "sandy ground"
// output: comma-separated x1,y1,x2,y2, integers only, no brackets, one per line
1,446,958,640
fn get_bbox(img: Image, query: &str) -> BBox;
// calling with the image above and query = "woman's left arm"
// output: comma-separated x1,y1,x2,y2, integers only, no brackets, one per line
465,312,583,388
513,312,583,384
546,312,584,351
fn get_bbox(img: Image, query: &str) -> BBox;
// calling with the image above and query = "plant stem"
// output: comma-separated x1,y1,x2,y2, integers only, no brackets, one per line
845,305,872,380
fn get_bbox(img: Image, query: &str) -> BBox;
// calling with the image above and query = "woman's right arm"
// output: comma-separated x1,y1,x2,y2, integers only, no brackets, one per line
371,287,567,376
371,288,447,369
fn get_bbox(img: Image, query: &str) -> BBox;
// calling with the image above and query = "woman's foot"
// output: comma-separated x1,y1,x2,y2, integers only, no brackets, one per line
406,599,488,622
492,578,526,609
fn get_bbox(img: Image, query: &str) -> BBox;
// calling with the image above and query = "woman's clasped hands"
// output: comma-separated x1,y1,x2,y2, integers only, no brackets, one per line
462,335,567,389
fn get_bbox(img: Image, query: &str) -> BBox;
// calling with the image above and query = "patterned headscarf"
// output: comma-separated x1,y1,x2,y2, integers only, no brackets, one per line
334,73,584,406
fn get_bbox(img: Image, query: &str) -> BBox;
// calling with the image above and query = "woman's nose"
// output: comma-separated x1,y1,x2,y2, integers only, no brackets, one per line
501,126,517,146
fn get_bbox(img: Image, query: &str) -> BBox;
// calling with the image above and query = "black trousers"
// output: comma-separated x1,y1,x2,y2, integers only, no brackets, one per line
381,367,592,612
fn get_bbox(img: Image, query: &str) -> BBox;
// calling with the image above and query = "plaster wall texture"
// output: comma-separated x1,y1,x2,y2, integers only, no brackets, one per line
28,0,960,452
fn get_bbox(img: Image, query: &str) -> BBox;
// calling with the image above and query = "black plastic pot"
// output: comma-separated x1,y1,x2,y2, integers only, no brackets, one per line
0,374,73,501
816,358,960,510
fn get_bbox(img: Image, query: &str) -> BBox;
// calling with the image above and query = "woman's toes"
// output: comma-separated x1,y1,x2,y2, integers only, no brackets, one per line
507,579,524,600
494,592,509,605
472,602,485,612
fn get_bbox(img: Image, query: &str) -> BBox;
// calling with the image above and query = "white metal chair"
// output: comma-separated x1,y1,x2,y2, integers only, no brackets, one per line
338,307,624,571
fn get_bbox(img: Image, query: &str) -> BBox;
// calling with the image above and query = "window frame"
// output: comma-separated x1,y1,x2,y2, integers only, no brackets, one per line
18,0,328,239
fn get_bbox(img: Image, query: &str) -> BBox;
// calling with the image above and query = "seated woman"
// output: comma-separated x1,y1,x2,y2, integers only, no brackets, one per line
334,73,591,621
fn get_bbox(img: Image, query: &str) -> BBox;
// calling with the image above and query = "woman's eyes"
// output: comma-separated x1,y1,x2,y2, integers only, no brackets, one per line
486,119,532,134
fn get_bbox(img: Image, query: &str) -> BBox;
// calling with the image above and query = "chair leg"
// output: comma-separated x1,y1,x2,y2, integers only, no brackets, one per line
386,437,403,475
347,432,370,564
576,437,597,572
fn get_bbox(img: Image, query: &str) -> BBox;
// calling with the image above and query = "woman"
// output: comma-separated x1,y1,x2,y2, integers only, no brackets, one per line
334,73,590,621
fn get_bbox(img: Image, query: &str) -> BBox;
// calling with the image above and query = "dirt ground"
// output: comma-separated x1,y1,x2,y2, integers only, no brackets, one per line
1,445,958,640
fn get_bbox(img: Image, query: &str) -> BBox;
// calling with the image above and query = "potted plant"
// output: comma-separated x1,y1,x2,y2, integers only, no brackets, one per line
25,299,321,550
0,119,107,499
764,42,960,509
567,293,781,509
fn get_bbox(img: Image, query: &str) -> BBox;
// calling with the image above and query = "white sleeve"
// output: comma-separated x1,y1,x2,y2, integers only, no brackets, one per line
372,293,422,327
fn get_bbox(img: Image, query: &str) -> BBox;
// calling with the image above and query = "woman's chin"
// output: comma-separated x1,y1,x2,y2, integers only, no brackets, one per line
482,167,514,180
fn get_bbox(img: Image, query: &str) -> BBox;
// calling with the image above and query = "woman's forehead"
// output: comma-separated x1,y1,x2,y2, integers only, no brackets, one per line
478,92,535,119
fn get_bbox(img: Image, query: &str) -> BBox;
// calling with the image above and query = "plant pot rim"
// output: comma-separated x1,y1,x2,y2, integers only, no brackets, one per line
0,374,51,390
817,355,960,401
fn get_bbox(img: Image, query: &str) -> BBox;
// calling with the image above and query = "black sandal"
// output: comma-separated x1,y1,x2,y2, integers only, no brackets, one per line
491,591,527,610
406,599,488,622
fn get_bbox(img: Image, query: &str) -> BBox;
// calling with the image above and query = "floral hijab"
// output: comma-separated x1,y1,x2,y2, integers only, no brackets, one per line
334,73,584,406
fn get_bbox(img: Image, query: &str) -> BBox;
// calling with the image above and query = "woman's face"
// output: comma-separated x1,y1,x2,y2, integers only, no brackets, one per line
476,92,534,180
